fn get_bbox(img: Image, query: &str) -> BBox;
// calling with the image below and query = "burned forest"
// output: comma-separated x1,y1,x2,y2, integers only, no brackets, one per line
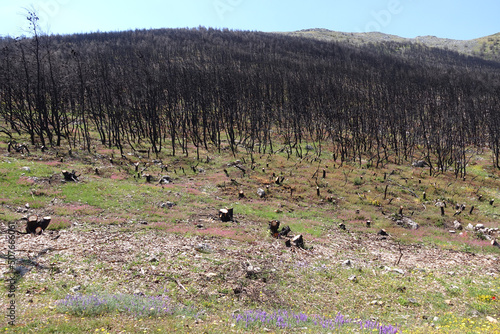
1,26,500,173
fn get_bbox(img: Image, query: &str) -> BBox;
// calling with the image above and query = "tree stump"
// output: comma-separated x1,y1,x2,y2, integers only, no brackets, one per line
492,239,500,249
291,234,304,249
144,174,152,183
219,208,233,222
279,225,291,237
238,190,245,199
26,215,51,235
62,170,79,182
377,229,388,236
269,220,280,237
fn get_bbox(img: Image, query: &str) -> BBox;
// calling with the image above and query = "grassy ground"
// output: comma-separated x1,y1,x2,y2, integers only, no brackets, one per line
1,137,499,333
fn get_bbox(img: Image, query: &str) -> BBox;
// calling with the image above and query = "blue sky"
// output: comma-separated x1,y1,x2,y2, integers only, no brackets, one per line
1,0,499,40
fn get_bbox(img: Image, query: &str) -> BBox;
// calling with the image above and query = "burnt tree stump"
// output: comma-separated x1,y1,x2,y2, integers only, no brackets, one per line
62,170,79,182
26,215,51,235
219,208,234,222
291,234,304,249
279,225,291,237
269,220,280,238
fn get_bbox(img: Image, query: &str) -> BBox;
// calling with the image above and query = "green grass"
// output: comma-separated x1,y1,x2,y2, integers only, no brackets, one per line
1,135,500,333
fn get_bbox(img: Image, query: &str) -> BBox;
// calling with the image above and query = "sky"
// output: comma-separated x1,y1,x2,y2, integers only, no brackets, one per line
0,0,499,40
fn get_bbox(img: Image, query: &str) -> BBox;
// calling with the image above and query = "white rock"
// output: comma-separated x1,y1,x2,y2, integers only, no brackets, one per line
70,285,81,293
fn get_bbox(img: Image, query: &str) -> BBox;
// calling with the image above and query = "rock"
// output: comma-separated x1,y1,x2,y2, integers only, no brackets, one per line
70,285,81,293
21,167,31,172
486,316,498,324
412,161,427,168
444,299,453,305
195,243,211,253
257,188,266,198
392,268,405,275
133,289,145,296
475,224,485,230
453,221,462,230
160,201,176,209
158,175,172,184
348,275,358,282
343,260,352,266
396,217,419,230
408,298,418,304
205,273,217,279
466,223,475,231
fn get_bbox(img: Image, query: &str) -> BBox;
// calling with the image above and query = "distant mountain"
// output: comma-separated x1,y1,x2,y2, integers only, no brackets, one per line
282,29,500,62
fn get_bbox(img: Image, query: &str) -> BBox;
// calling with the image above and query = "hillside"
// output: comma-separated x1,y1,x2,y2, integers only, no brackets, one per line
283,29,500,62
1,27,500,333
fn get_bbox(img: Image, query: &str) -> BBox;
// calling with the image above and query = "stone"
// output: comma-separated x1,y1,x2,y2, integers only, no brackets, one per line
396,217,419,230
486,316,498,324
466,223,475,231
475,224,485,230
133,289,145,296
257,188,266,198
412,161,427,168
453,221,463,230
160,201,176,209
348,275,358,282
343,260,352,266
392,268,405,275
195,243,212,253
70,285,81,293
